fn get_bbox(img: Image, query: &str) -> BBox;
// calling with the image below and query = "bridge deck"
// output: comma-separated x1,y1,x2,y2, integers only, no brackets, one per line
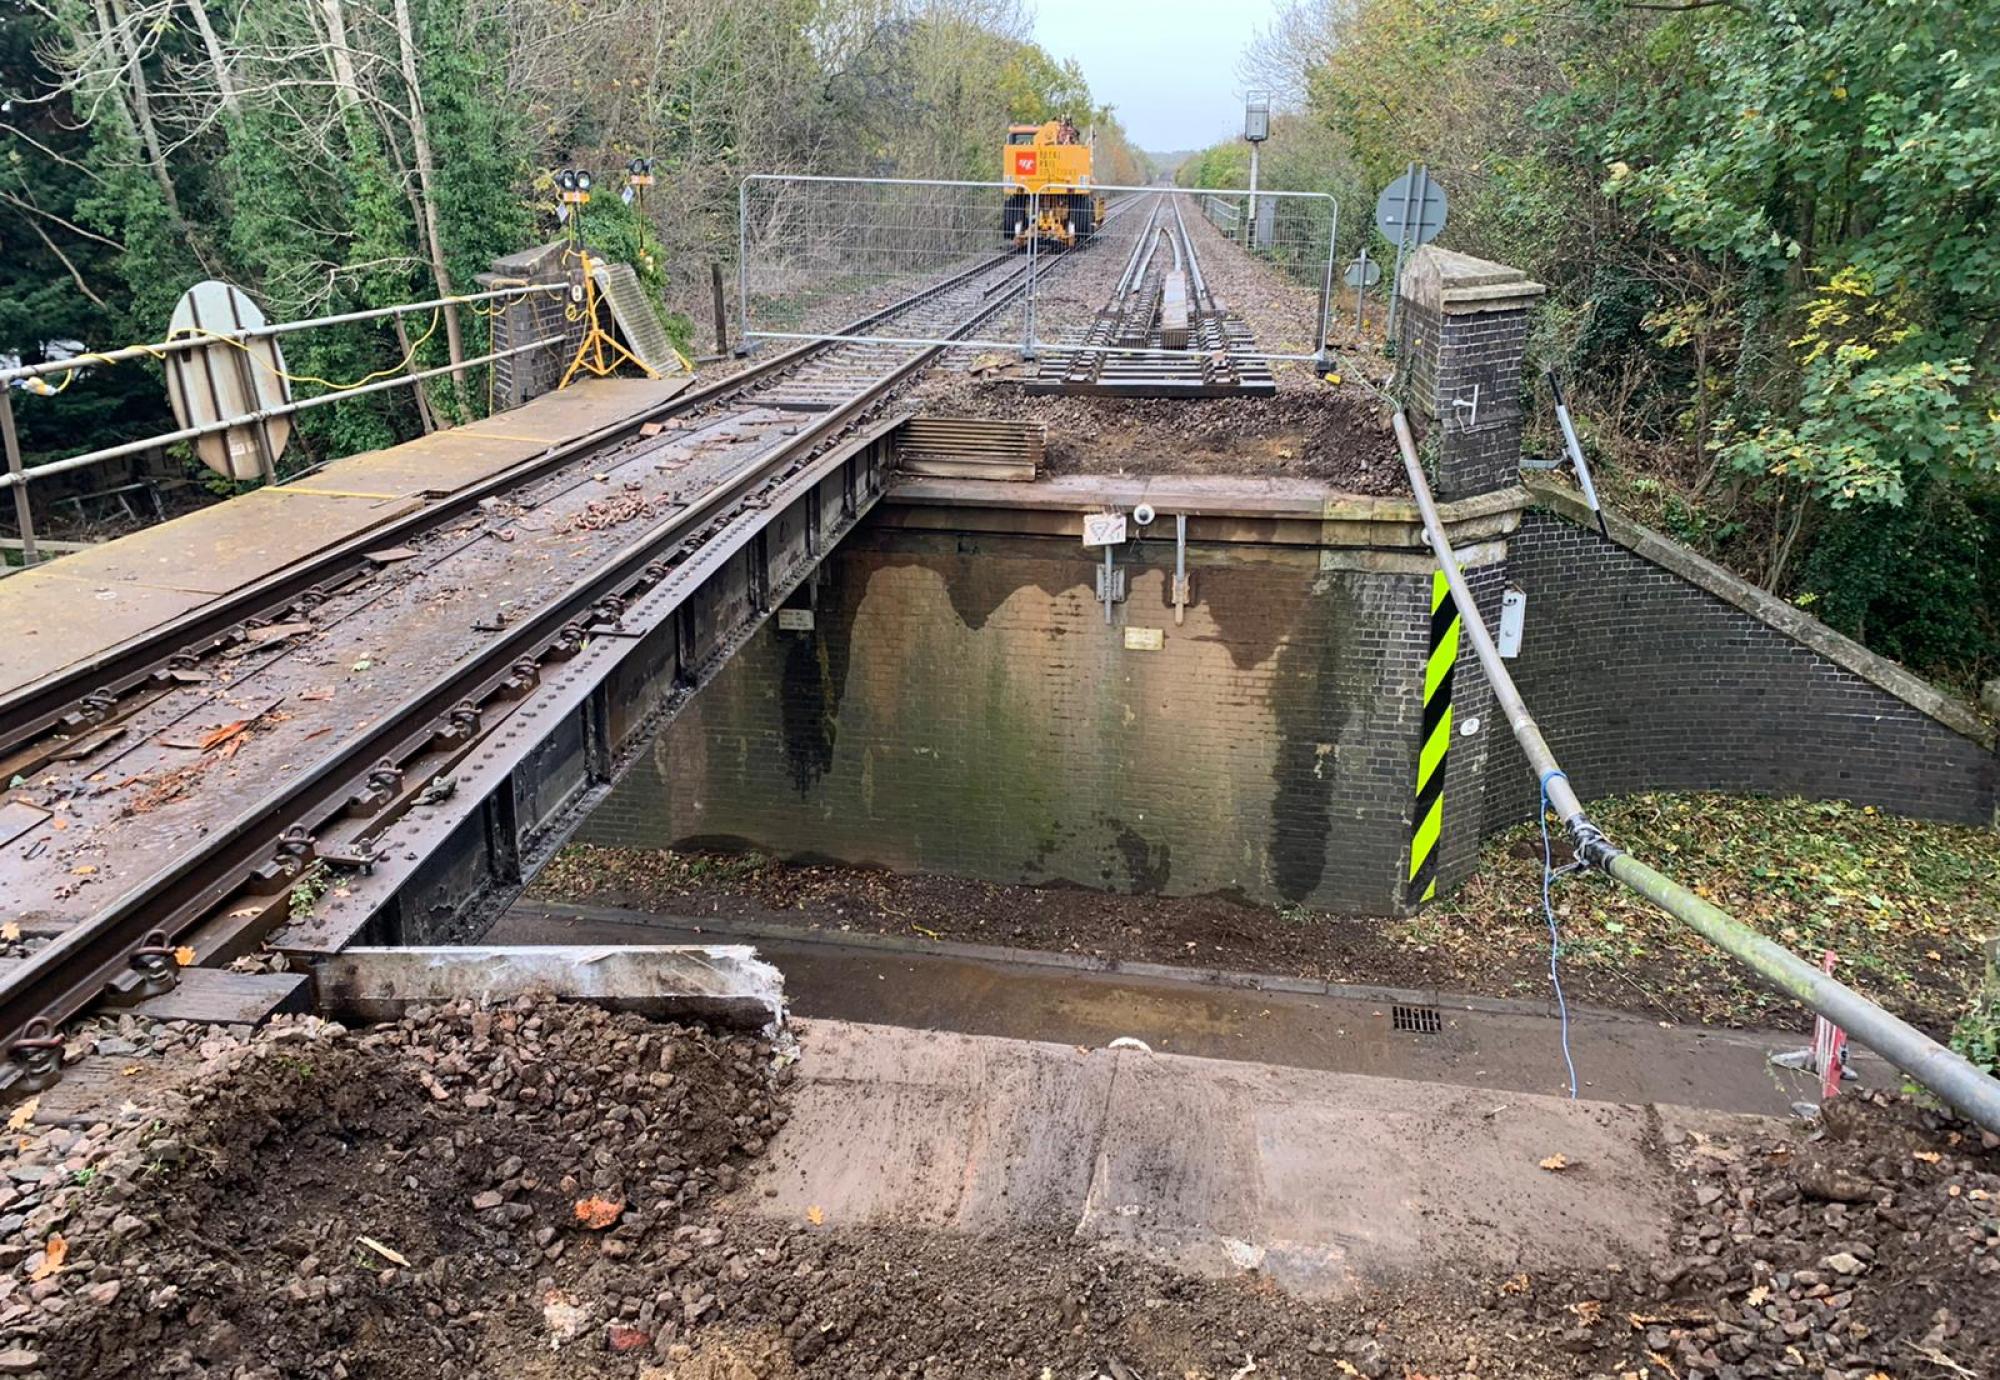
1,376,691,699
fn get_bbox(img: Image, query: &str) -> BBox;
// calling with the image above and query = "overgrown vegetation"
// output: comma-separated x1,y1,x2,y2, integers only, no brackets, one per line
0,0,1145,485
1182,0,2000,695
1429,793,2000,1037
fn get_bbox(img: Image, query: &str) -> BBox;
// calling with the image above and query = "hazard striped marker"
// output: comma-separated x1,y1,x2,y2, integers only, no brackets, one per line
1409,569,1461,905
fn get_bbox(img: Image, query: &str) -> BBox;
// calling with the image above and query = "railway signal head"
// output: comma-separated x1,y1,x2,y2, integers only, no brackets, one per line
1244,92,1270,144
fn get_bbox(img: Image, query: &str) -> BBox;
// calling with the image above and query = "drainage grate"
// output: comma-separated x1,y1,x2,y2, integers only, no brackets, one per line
1391,1003,1443,1034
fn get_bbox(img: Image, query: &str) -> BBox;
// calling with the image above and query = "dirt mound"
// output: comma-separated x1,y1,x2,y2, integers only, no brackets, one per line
911,371,1402,491
10,1000,786,1380
2,1000,1992,1380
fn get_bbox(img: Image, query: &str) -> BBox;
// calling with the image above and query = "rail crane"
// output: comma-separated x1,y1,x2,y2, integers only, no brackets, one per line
1002,118,1106,250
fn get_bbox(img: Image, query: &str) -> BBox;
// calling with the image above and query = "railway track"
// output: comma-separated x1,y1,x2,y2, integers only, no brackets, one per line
1030,192,1275,398
0,227,1127,1090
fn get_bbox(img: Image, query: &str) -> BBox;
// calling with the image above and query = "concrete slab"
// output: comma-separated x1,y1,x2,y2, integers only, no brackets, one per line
1,374,692,699
459,374,692,444
286,428,550,500
19,486,424,598
311,945,783,1027
0,567,214,689
131,967,311,1025
751,1019,1758,1295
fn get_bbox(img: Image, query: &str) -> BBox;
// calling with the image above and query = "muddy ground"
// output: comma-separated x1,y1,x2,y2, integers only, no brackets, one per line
0,1000,1994,1380
530,788,2000,1042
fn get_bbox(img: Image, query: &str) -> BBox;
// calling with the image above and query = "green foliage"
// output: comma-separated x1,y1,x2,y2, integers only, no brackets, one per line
1955,984,2000,1076
1439,792,2000,1033
1277,0,2000,688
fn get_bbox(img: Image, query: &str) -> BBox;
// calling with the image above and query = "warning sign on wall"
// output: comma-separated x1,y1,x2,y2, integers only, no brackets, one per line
1012,150,1038,179
1082,512,1126,547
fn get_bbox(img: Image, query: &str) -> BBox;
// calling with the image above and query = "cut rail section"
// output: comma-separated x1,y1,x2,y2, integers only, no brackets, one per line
1030,192,1274,398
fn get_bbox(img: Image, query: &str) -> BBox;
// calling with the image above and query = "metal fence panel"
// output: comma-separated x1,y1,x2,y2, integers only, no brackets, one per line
737,176,1338,366
738,174,1024,352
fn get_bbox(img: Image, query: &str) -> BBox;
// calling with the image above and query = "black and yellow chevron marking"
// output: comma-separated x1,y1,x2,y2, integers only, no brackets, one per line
1409,569,1461,905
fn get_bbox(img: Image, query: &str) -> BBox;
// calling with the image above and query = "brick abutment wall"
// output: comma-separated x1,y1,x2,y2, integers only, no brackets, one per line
571,245,1995,916
581,529,1445,914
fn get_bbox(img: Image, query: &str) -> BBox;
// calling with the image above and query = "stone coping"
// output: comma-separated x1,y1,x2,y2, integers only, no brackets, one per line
1399,246,1546,316
1527,477,1996,751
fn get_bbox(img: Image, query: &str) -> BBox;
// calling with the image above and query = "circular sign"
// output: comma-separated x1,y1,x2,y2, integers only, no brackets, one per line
164,282,293,481
1344,255,1383,288
1374,170,1448,248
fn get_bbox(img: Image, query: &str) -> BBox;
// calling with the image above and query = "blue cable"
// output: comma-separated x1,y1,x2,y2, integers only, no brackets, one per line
1539,769,1579,1099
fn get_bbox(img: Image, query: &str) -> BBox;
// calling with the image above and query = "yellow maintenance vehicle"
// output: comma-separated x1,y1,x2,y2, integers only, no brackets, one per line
1002,118,1106,249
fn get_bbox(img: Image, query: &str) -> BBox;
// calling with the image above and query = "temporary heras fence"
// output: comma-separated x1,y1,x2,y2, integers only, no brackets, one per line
738,175,1339,365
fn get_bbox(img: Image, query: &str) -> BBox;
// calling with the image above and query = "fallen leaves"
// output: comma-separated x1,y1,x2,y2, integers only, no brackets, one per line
173,946,197,967
7,1097,37,1131
0,922,18,942
30,1234,66,1281
1538,1153,1572,1173
805,1204,826,1227
572,1195,622,1230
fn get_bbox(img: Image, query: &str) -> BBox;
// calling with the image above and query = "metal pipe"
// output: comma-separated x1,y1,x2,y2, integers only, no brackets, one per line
738,179,753,357
1389,407,2000,1136
0,334,563,491
1383,162,1416,343
1605,851,2000,1133
0,283,566,387
1546,371,1609,538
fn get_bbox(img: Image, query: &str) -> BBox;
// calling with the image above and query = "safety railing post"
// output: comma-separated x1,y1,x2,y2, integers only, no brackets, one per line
1315,197,1339,370
737,178,753,357
1023,190,1039,361
1,390,36,567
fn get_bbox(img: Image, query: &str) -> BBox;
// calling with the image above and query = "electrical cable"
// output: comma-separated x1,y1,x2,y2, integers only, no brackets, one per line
1539,768,1580,1099
167,312,443,392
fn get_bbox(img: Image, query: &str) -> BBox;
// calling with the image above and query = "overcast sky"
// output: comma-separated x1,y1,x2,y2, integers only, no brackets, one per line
1031,0,1281,153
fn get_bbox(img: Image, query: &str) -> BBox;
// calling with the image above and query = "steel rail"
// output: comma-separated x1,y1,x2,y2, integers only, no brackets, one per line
1390,408,2000,1137
0,230,1081,1082
0,248,1028,760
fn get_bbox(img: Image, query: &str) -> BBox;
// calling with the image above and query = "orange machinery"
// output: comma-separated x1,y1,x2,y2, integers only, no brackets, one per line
1002,120,1105,248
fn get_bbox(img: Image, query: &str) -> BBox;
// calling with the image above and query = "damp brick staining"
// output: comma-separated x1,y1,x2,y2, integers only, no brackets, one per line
579,530,1433,915
575,245,1996,916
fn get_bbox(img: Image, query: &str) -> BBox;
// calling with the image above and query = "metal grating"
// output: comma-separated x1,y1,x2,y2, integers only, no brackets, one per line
893,415,1045,481
1391,1003,1443,1034
592,262,686,377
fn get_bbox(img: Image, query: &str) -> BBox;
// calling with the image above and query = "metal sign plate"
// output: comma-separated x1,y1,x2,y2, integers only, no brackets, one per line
164,282,292,482
1344,255,1383,288
1374,172,1447,247
1082,512,1127,547
1124,626,1164,651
